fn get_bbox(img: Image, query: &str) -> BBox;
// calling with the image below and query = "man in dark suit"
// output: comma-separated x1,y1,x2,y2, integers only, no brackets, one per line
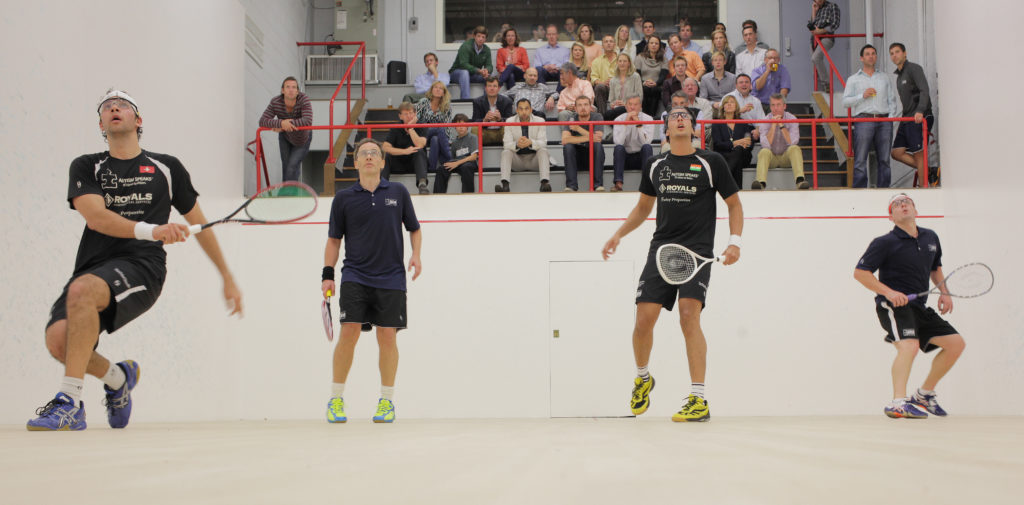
472,76,514,146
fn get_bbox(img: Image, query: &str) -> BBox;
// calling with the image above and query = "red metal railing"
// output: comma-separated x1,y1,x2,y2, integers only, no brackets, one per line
254,116,926,192
295,41,366,164
812,32,883,119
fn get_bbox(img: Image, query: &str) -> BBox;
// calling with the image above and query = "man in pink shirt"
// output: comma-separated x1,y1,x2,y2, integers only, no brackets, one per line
556,62,595,121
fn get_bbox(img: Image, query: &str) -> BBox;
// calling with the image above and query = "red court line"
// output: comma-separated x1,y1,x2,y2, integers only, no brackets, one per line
254,215,943,226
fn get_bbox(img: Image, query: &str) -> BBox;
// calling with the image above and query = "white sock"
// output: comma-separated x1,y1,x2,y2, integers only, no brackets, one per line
637,366,650,380
381,385,395,400
100,362,127,390
916,388,935,398
691,383,705,399
331,382,346,398
59,376,85,404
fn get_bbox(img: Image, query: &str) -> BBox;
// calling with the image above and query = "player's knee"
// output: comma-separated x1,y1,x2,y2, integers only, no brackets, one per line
66,275,107,309
44,324,66,362
944,335,966,354
677,302,702,326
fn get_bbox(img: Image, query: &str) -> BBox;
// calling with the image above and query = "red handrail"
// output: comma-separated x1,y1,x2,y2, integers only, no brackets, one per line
295,41,367,164
812,33,882,123
254,116,927,192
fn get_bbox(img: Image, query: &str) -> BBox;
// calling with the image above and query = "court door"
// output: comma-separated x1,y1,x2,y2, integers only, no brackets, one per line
548,260,636,417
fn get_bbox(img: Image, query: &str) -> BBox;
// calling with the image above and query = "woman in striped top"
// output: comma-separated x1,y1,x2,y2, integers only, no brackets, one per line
415,81,455,177
258,76,313,182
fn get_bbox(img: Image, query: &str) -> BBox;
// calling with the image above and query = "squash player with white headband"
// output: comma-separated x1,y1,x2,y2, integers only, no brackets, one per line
27,88,243,431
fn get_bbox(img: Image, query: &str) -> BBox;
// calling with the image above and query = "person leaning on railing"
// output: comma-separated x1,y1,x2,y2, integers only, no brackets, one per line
888,42,935,187
809,0,841,92
259,76,312,183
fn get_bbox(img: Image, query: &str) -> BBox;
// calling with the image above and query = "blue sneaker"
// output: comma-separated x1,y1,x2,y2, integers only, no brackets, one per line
26,393,87,431
884,399,928,419
911,391,948,417
326,397,347,423
372,398,395,423
103,360,140,429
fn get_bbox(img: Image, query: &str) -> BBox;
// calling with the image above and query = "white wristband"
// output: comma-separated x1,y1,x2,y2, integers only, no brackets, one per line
134,222,158,241
728,234,742,248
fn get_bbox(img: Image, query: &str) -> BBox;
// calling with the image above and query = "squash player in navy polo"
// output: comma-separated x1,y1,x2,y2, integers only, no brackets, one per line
602,106,744,422
321,138,423,423
854,193,965,419
27,89,243,431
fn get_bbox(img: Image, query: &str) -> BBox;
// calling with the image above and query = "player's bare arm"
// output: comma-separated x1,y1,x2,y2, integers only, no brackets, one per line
72,194,189,244
930,267,953,314
182,203,243,316
408,229,423,280
722,193,743,265
602,193,655,259
853,268,908,307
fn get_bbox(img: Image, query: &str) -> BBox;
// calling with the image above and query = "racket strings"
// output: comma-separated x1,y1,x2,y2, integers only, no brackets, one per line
245,185,318,222
943,263,994,298
659,248,697,284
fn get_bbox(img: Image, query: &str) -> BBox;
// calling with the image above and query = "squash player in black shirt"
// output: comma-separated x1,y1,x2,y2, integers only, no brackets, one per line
27,89,243,431
602,106,744,422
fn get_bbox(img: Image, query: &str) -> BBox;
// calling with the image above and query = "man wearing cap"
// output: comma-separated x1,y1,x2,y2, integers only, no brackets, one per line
854,194,965,419
602,105,743,423
26,89,243,431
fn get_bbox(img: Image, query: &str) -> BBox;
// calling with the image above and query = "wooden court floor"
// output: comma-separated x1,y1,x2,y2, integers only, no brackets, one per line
2,416,1022,504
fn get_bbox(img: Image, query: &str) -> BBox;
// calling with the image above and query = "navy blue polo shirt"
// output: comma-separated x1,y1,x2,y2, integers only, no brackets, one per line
856,225,942,306
328,179,420,291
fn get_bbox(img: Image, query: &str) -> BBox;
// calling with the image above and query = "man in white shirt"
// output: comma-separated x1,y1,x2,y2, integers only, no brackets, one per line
497,98,551,193
735,25,767,78
612,95,655,192
723,74,763,140
842,44,898,188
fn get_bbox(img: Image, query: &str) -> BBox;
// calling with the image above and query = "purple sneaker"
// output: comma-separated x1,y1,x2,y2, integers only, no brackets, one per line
884,399,928,419
911,392,948,417
26,393,87,431
103,360,140,428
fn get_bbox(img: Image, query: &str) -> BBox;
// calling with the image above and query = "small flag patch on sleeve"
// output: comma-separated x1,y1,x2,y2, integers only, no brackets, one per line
689,164,702,172
140,165,155,173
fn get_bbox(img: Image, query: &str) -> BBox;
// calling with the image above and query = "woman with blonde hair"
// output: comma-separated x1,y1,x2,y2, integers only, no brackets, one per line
710,94,754,186
634,35,668,116
569,42,590,77
614,24,637,60
604,53,642,120
415,80,455,178
702,29,736,74
577,23,602,63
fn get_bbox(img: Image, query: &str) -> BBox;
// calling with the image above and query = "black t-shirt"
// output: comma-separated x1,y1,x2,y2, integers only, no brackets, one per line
856,226,942,306
67,151,199,276
638,149,738,256
385,127,426,151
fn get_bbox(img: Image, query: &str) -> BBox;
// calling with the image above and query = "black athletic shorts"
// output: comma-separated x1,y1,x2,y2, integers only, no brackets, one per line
892,115,935,154
635,250,711,310
875,300,957,352
47,258,164,334
338,281,407,332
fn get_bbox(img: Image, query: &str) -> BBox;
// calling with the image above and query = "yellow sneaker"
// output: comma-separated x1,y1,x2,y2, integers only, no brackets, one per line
372,398,395,423
671,395,710,422
326,397,347,423
630,376,655,415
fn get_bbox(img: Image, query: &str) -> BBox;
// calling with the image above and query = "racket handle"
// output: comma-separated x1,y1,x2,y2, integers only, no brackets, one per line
325,290,333,298
906,293,919,301
188,223,203,235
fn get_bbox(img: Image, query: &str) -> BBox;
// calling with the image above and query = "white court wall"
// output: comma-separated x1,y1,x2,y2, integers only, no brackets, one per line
0,1,1022,424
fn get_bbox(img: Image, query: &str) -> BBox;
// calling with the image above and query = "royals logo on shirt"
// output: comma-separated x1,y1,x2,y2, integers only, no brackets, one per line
139,165,155,174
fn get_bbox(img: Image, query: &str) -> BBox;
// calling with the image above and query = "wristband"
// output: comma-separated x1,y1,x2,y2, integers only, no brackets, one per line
322,266,335,282
134,222,157,241
728,234,742,248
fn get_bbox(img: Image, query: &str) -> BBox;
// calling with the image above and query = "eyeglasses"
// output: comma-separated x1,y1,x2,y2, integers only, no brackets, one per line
356,150,382,159
99,99,135,112
890,198,914,208
667,111,692,121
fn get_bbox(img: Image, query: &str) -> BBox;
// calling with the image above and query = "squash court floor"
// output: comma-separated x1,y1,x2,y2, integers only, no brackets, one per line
2,416,1022,505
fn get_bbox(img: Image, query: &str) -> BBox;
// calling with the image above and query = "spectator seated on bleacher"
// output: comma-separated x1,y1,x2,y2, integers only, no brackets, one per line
556,62,595,121
753,94,809,190
664,34,704,81
496,98,551,193
414,81,455,180
382,102,430,194
700,50,737,104
502,67,557,118
589,35,618,114
612,95,655,192
750,48,791,103
661,56,689,110
534,24,570,85
496,27,529,91
604,53,642,120
435,114,478,194
635,35,668,118
450,26,493,100
723,74,765,129
472,76,514,146
402,52,449,104
711,95,755,187
561,96,606,192
735,23,767,78
702,29,736,74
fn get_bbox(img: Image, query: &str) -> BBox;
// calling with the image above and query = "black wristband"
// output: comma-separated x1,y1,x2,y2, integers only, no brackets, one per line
322,266,335,281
